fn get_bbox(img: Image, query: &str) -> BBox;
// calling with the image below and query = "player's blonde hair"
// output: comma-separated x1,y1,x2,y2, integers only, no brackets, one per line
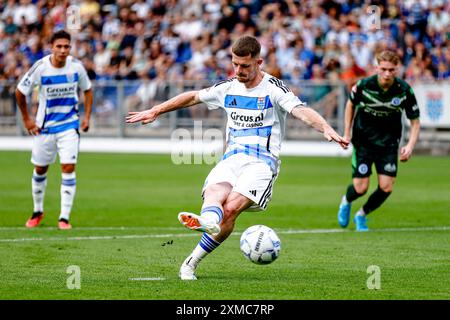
376,50,400,65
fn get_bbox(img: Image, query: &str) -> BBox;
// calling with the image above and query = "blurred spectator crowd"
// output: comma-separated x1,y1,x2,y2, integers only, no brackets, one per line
0,0,449,87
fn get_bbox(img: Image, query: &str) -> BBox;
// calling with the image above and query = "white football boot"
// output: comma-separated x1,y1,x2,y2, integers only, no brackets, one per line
179,255,200,280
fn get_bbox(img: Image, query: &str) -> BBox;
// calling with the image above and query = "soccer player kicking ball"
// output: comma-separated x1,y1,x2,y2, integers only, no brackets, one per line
16,30,93,230
337,50,420,232
127,36,349,280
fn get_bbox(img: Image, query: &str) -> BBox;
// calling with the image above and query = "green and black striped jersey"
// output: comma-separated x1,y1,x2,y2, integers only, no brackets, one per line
349,75,420,150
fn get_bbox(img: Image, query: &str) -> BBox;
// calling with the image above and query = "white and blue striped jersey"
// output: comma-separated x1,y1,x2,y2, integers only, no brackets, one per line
199,72,305,172
17,55,92,134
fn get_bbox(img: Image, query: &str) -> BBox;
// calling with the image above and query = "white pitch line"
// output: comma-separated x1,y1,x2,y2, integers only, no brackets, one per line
0,233,198,243
0,226,449,243
0,226,183,231
129,277,166,281
0,225,448,232
280,226,450,234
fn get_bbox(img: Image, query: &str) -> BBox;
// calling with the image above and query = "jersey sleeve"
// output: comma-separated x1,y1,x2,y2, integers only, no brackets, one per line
198,82,224,110
404,87,420,120
17,60,42,96
76,63,92,91
270,82,306,113
349,80,362,106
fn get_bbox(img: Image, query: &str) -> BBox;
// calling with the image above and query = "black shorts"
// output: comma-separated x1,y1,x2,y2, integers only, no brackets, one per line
352,145,398,178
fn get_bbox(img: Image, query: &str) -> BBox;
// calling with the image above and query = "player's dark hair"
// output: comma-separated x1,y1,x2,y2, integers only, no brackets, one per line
50,30,71,44
231,36,261,58
376,50,400,65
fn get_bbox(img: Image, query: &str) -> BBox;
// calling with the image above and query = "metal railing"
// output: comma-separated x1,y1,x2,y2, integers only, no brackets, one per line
0,79,347,140
3,79,450,155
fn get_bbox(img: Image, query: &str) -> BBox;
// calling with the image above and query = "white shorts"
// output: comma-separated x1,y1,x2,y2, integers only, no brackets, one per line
202,153,279,211
31,129,80,166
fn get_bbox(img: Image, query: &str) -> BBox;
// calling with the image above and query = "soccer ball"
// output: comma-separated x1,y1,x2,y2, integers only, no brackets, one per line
240,225,281,265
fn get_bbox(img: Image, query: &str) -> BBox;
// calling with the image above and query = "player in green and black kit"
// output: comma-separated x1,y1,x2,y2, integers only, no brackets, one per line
337,50,420,231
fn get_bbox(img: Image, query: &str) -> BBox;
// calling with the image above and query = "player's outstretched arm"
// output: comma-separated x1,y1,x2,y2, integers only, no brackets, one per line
126,91,201,125
291,106,349,149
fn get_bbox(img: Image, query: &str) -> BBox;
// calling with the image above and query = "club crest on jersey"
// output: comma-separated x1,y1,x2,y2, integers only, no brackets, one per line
257,97,266,109
66,73,75,83
391,97,401,106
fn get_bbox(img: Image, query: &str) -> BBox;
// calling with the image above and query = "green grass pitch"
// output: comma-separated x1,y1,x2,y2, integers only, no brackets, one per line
0,151,449,299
